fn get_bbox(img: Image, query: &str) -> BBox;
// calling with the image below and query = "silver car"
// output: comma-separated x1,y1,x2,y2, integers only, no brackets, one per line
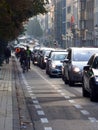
48,51,68,77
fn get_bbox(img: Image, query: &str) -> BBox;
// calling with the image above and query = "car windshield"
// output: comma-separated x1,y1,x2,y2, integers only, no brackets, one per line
52,54,66,61
73,49,98,61
44,50,51,57
92,57,98,69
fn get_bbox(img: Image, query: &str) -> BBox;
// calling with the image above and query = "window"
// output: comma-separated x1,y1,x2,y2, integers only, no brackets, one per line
67,6,71,14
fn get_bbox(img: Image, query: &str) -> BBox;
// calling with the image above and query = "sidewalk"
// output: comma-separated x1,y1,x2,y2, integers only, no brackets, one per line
0,56,21,130
0,55,34,130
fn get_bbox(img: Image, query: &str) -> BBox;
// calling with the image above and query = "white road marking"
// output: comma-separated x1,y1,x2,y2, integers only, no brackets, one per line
74,104,83,109
57,90,62,92
64,96,70,99
68,100,75,103
28,90,32,93
32,100,39,104
30,93,35,96
88,117,97,122
44,127,52,130
37,110,45,115
61,93,65,96
34,105,42,109
31,96,36,99
80,110,90,115
40,118,48,123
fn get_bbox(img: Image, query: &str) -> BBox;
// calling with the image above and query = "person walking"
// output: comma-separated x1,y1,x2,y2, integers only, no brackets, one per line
4,46,11,64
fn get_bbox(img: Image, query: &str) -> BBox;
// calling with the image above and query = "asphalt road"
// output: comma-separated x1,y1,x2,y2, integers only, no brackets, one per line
14,58,98,130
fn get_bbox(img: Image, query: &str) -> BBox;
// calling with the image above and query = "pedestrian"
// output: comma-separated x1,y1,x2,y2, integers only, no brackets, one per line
4,46,11,64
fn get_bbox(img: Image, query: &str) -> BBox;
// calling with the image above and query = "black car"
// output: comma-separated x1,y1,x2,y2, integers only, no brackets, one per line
82,53,98,101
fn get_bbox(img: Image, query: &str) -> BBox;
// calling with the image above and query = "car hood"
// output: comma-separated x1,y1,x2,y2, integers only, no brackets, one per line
92,69,98,75
52,60,62,66
72,61,88,70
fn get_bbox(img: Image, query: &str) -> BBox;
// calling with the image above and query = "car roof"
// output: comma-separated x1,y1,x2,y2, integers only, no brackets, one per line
67,47,98,51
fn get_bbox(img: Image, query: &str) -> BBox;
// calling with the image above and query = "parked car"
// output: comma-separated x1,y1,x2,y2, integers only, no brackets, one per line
62,47,98,86
40,48,55,69
46,50,67,77
31,48,39,65
82,53,98,101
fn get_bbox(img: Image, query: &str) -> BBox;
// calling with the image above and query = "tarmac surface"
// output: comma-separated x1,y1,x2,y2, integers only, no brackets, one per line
0,54,34,130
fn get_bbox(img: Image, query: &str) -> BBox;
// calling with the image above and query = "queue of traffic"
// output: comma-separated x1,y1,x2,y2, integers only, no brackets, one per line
31,46,98,102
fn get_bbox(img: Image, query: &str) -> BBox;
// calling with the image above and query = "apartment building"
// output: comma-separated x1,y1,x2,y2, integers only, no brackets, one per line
66,0,80,47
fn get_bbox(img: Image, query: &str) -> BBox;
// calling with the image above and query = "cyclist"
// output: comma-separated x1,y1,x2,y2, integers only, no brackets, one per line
26,46,31,69
20,48,27,67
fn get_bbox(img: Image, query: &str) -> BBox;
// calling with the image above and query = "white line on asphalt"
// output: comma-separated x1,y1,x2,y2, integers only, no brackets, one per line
31,96,36,99
80,110,90,115
44,127,52,130
37,110,45,115
40,118,48,123
28,90,32,93
74,104,83,109
68,100,75,103
27,87,31,90
32,100,39,104
34,105,42,109
57,90,62,92
88,117,97,122
61,93,65,96
26,85,31,88
35,70,52,85
30,93,34,95
64,96,70,99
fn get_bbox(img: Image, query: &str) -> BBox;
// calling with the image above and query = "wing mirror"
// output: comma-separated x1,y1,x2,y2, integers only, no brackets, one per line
83,65,90,71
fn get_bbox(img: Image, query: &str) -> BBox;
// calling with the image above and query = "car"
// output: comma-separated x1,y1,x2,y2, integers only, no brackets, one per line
62,47,98,86
46,50,67,77
82,53,98,101
46,50,66,74
40,48,55,69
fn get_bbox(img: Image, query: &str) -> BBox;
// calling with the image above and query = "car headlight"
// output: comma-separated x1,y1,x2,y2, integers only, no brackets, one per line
73,67,80,72
95,76,98,82
51,63,56,68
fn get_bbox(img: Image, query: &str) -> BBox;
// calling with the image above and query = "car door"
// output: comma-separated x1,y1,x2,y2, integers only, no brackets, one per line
84,55,94,90
64,49,71,80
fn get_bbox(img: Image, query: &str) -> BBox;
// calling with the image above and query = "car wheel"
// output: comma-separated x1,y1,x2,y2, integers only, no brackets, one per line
90,82,97,102
68,73,74,86
90,89,97,102
64,76,69,84
46,68,49,74
82,79,89,97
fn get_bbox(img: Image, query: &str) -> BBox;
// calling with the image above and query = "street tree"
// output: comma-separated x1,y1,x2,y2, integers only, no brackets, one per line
0,0,49,41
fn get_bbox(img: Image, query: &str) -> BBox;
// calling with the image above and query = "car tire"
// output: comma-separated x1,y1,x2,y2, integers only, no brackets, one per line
68,73,74,86
82,79,89,97
64,76,69,84
82,85,89,97
90,89,97,102
90,81,97,102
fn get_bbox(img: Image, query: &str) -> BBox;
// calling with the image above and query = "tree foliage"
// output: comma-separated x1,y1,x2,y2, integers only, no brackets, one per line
27,18,43,37
0,0,49,41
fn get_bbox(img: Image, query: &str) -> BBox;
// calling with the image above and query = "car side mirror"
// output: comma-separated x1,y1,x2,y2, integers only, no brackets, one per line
48,58,52,61
63,59,69,63
83,65,90,71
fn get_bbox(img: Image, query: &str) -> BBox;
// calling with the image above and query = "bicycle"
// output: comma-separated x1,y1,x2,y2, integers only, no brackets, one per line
21,59,29,73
